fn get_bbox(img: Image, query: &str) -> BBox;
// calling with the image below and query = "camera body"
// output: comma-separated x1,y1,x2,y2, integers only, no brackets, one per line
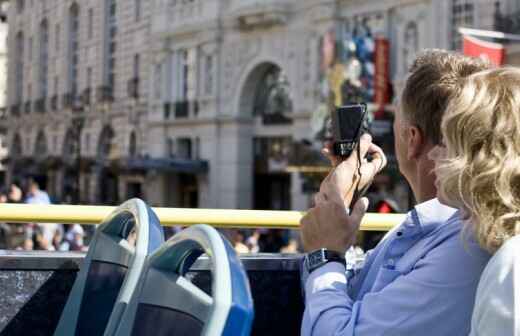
331,103,370,159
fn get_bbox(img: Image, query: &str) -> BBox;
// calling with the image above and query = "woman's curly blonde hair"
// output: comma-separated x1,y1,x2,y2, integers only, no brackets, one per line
436,67,520,253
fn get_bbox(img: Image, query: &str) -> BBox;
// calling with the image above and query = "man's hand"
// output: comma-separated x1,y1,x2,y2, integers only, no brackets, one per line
320,134,387,208
300,197,369,253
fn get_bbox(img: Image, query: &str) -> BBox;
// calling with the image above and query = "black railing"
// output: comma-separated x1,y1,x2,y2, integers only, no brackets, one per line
96,85,114,103
34,98,46,113
62,93,74,109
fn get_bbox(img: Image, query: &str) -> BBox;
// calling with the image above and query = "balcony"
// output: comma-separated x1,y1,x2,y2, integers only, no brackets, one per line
81,88,91,106
151,0,219,36
10,104,20,117
96,85,114,103
24,101,31,114
229,0,291,29
34,98,46,114
127,78,139,99
50,95,58,110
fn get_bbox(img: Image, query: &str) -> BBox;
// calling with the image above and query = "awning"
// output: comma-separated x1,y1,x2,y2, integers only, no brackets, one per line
126,157,209,174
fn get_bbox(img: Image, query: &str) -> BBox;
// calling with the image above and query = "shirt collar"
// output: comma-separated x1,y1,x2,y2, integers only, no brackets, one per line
407,198,458,235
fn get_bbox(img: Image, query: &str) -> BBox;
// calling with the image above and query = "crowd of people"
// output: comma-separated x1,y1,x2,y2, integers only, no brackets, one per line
0,178,87,251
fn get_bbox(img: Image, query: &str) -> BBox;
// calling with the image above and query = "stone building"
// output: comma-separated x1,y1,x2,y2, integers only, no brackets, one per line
4,0,510,209
5,0,153,204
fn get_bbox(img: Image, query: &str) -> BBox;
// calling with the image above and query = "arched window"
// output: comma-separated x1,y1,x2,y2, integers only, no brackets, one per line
39,20,49,99
253,65,293,125
34,131,48,160
11,134,22,158
68,3,80,96
15,32,24,104
97,126,115,160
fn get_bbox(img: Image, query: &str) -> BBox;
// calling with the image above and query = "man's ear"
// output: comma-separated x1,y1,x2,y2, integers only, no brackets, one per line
406,126,425,160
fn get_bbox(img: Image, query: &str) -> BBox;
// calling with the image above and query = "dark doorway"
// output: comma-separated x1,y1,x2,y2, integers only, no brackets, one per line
253,173,291,210
99,170,119,205
126,182,142,200
179,174,198,208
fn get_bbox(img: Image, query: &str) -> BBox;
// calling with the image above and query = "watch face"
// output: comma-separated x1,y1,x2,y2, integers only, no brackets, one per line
307,249,326,269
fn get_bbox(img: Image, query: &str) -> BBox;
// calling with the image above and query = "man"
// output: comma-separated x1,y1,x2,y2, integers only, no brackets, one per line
24,177,61,250
300,50,491,335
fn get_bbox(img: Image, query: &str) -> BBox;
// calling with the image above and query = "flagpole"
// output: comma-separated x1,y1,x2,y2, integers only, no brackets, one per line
459,27,520,42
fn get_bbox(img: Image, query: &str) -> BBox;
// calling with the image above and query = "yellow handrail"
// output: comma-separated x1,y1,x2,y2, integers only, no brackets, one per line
0,203,405,231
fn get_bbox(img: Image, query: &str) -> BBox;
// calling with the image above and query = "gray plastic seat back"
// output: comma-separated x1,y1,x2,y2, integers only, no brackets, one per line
112,224,254,336
53,199,164,336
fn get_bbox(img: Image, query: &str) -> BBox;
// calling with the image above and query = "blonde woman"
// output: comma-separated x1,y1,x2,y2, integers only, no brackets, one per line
433,67,520,335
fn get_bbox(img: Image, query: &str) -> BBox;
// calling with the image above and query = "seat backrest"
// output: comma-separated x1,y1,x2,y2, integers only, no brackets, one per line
53,199,164,336
112,224,254,336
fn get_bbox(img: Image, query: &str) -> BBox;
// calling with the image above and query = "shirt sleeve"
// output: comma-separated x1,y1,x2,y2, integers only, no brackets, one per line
301,237,487,336
469,238,520,336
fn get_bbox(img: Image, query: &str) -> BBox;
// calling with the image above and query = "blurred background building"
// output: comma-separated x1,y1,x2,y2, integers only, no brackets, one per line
2,0,516,211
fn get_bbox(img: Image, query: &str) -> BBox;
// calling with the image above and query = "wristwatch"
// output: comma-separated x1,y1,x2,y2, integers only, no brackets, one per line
304,248,346,274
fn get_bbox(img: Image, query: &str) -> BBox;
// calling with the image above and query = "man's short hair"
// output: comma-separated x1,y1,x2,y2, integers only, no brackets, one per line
401,49,491,145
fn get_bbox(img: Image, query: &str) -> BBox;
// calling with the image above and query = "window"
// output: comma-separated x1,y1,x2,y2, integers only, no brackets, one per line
177,138,192,159
133,54,140,78
104,0,117,90
204,55,213,95
54,76,59,95
135,0,141,22
16,0,24,13
27,36,32,62
179,50,189,101
88,8,94,39
167,138,174,157
87,67,92,89
68,3,80,96
452,0,474,50
15,32,24,104
39,20,49,99
55,24,60,52
154,63,162,99
129,132,137,157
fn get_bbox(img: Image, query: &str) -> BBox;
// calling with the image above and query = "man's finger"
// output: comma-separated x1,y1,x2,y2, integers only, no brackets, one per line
349,197,369,231
313,192,327,206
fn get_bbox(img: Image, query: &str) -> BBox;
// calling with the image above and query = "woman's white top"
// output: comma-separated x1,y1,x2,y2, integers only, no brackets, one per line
470,235,520,336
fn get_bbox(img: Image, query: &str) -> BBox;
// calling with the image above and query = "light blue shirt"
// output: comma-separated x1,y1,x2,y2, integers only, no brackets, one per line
302,198,490,336
25,190,51,205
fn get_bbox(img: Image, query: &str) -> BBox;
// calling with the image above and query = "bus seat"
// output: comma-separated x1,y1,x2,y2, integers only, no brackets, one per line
111,224,254,336
53,198,164,336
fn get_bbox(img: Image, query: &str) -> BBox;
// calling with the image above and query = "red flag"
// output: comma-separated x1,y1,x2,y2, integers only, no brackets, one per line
463,35,505,66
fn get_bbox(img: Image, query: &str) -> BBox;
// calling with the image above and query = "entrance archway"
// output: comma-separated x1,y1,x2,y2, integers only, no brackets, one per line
240,62,294,211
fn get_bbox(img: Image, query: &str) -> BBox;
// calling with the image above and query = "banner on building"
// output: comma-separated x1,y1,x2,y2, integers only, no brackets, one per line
462,35,505,66
374,37,390,117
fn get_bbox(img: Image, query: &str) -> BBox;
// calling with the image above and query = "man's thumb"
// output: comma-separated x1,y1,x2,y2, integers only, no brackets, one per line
350,197,369,225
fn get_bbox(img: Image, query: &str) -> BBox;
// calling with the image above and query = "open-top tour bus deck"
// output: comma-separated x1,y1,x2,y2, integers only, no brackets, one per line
0,200,402,335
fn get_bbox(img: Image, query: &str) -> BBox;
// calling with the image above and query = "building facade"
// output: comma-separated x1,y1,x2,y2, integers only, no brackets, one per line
4,0,508,209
